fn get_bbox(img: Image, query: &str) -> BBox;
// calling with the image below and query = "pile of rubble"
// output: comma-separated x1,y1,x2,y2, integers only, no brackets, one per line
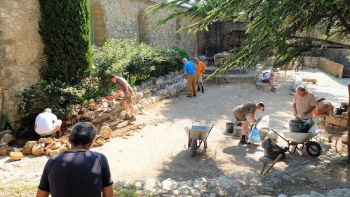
0,74,186,161
69,73,186,126
0,125,113,161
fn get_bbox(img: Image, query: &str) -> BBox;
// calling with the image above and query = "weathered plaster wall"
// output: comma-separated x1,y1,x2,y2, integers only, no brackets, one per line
90,0,107,46
0,0,43,127
199,22,246,55
97,0,199,55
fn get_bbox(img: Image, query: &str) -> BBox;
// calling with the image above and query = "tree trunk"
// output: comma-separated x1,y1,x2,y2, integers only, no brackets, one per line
348,84,350,163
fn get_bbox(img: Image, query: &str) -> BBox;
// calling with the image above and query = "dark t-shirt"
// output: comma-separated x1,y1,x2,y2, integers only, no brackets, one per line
39,150,113,197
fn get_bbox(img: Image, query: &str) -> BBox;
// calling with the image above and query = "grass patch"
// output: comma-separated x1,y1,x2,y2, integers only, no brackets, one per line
0,184,37,196
114,188,138,197
13,184,37,194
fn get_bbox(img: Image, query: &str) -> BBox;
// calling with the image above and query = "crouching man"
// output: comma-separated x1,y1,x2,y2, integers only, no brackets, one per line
36,122,113,197
35,108,62,137
233,102,265,144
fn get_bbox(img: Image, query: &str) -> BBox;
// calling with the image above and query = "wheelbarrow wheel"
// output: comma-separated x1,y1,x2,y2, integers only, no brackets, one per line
305,141,322,157
191,139,197,156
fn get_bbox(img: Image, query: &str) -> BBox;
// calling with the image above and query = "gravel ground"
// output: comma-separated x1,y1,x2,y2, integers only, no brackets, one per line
0,69,349,196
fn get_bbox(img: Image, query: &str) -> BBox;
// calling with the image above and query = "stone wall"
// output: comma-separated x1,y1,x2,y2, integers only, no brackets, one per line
94,0,199,55
321,48,350,67
198,22,246,55
284,56,344,78
0,0,43,128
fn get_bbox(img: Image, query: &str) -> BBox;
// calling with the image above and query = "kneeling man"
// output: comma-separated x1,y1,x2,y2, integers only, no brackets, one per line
35,108,62,137
233,102,265,144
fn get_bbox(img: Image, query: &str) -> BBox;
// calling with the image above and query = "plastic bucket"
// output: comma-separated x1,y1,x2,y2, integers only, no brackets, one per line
226,122,234,133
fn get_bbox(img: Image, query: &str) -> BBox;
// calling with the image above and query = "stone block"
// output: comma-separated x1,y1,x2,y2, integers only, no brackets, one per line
341,134,348,143
99,126,112,139
318,57,344,78
325,115,348,128
0,132,15,144
10,151,24,161
0,144,11,155
23,141,37,154
32,143,45,156
39,137,54,144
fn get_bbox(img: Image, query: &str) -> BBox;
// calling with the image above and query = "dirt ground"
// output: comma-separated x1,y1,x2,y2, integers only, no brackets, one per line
0,69,349,196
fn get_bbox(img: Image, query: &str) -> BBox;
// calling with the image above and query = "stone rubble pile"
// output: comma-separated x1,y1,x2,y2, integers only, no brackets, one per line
0,74,186,161
71,73,186,125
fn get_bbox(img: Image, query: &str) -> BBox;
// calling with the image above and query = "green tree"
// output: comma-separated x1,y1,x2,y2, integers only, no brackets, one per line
148,0,350,73
39,0,92,85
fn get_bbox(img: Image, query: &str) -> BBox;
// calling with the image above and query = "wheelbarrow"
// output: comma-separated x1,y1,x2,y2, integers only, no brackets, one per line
184,123,214,156
269,123,322,157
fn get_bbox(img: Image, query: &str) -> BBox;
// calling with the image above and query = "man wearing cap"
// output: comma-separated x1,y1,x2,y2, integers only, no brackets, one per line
293,86,316,120
182,58,197,97
233,102,265,144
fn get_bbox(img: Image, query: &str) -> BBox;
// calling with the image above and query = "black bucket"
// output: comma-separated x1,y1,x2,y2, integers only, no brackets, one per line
226,122,234,133
288,119,312,133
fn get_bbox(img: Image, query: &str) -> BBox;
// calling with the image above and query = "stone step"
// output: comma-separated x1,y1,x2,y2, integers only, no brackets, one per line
203,65,265,84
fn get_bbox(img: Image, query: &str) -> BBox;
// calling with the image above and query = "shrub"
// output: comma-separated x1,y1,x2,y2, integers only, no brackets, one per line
93,39,189,95
39,0,92,85
18,80,85,127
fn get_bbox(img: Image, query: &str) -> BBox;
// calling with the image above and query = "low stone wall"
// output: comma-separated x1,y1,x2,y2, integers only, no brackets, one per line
318,57,344,78
270,56,344,78
72,73,186,127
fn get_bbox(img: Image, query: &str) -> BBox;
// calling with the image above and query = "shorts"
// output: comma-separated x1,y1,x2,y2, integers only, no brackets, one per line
262,79,269,83
233,110,247,121
197,76,203,83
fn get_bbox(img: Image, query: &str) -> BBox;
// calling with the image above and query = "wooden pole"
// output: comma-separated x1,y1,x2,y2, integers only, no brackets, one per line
348,84,350,163
263,154,283,176
260,161,268,175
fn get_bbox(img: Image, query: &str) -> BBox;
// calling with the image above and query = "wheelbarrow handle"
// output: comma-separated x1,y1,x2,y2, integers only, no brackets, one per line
269,128,289,143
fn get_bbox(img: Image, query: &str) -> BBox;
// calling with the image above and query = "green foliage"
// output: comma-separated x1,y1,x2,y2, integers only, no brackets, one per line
93,39,188,96
18,80,85,125
148,0,350,74
113,188,138,197
39,0,92,85
0,113,10,131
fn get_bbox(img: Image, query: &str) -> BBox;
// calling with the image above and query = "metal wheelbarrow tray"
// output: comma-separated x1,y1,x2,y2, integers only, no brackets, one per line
184,124,214,156
270,124,322,157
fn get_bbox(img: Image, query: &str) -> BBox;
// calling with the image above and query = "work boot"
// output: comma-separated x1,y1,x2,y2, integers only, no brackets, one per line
240,138,251,144
124,114,131,120
193,94,197,97
129,115,136,122
201,87,204,93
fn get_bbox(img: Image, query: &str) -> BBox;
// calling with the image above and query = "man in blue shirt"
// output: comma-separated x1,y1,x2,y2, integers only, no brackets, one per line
182,58,197,97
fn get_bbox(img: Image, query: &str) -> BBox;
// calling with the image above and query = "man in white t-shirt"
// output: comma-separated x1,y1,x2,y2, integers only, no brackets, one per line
35,108,62,137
